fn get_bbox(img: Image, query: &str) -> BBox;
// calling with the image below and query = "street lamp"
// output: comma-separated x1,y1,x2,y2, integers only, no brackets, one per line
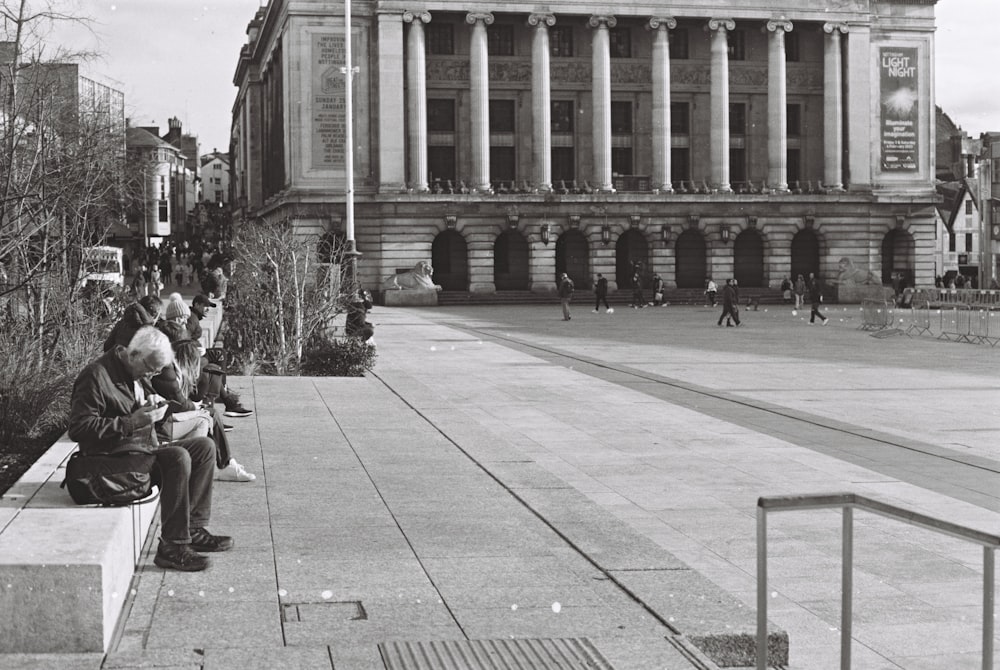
342,0,361,287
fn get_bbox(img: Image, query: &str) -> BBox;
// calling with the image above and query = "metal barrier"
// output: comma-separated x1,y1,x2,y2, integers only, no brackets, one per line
939,307,975,342
903,300,931,337
757,492,999,670
859,300,893,330
928,288,1000,308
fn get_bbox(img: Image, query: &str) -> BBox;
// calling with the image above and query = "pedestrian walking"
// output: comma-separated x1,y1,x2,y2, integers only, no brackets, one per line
558,272,575,321
716,278,741,327
705,278,718,306
652,273,666,306
808,275,829,325
630,269,646,308
793,274,806,310
593,273,612,313
780,276,792,304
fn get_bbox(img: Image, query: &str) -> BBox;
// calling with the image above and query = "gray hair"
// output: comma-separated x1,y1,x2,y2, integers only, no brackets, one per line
127,326,174,370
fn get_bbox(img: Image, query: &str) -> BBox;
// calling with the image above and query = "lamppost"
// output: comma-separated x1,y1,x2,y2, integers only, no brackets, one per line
342,0,360,287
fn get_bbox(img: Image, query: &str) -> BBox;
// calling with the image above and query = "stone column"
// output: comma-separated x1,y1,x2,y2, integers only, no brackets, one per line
403,11,431,192
467,12,494,193
707,18,734,193
649,16,676,193
529,13,555,193
766,19,792,192
823,22,848,191
589,15,616,192
377,13,406,193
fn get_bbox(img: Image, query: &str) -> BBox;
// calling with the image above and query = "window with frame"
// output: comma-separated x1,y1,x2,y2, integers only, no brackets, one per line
489,100,515,133
611,101,632,134
669,28,689,59
785,32,800,62
428,99,456,132
552,101,574,133
426,23,454,55
948,233,956,252
428,147,456,185
213,163,222,170
787,104,801,137
551,147,575,183
671,148,690,186
488,24,514,56
966,233,973,252
490,148,515,184
727,29,745,61
671,102,690,134
787,148,801,184
609,27,631,58
729,103,747,136
158,200,168,222
612,148,632,176
550,26,573,57
966,200,973,215
215,191,223,202
730,148,747,185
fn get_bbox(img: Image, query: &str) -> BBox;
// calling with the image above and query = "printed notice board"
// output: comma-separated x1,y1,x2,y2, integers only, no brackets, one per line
879,47,918,172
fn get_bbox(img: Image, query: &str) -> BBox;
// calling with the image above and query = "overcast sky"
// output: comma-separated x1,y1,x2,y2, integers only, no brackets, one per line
41,0,1000,154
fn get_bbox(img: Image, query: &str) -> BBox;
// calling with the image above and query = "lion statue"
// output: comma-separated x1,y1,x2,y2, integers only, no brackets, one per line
832,257,882,286
384,261,442,291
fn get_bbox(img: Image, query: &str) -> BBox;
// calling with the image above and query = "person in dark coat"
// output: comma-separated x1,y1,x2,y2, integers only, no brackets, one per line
716,278,741,327
103,296,162,351
592,273,612,313
345,287,375,342
558,273,575,320
808,274,829,325
68,326,231,572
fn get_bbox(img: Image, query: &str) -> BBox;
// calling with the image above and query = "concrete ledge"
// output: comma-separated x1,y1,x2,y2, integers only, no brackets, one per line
0,438,158,653
382,289,439,306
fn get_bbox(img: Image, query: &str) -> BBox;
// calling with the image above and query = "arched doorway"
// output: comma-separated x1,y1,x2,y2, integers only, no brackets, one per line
494,230,529,290
431,229,468,291
790,229,820,282
881,229,915,287
675,229,706,289
734,229,765,287
615,229,650,288
555,230,590,289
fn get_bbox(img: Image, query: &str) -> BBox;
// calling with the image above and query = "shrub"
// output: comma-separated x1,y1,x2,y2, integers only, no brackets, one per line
300,335,377,377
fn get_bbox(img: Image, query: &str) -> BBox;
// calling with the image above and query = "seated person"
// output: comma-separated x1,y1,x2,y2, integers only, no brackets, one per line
151,338,256,483
345,287,375,343
68,326,233,572
103,295,162,351
187,294,253,418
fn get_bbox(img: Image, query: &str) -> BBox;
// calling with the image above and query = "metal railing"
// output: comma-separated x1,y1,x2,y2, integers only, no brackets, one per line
756,492,1000,670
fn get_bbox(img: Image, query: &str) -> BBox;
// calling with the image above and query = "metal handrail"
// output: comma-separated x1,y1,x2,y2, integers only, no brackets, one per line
756,492,1000,670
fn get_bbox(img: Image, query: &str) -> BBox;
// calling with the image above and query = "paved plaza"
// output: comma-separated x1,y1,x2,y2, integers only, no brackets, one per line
5,301,1000,670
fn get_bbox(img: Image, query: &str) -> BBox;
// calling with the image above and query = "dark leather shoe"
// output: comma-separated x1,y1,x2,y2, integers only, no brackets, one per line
154,540,209,571
190,527,234,553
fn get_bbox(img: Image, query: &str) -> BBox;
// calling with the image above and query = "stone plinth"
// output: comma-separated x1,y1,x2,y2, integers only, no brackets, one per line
382,289,439,306
837,284,892,304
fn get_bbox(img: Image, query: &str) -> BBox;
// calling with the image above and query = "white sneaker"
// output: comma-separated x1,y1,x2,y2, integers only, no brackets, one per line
592,309,599,313
215,459,256,482
607,308,614,314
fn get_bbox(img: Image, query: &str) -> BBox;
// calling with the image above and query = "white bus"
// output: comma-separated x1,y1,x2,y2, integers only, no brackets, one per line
79,246,124,287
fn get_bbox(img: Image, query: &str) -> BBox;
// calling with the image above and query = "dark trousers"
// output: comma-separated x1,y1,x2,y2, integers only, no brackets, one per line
208,408,231,467
718,304,740,325
810,303,826,322
155,436,215,544
595,295,610,310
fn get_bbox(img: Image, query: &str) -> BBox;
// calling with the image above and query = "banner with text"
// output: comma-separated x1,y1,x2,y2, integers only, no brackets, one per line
879,46,919,172
312,33,346,170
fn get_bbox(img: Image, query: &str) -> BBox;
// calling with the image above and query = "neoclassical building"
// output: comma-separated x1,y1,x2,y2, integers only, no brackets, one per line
231,0,938,297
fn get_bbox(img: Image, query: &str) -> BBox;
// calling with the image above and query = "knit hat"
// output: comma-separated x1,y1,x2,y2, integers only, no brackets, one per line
163,293,190,321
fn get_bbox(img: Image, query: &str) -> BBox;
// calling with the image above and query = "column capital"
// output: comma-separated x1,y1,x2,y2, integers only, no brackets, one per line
706,18,735,33
823,22,849,35
588,14,617,29
402,10,431,24
465,12,494,26
766,19,793,33
528,13,555,28
648,16,676,31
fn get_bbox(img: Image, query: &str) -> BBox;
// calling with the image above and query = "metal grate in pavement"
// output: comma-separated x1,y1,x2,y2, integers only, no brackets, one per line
380,638,614,670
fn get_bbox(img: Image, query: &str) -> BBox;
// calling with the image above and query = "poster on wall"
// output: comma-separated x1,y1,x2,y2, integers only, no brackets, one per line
879,46,919,172
312,33,346,170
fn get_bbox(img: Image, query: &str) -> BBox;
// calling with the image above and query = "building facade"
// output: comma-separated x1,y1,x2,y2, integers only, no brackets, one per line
201,150,231,205
126,126,191,244
232,0,939,297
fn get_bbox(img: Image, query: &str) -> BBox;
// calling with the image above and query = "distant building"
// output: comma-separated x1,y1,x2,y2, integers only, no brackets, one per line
200,149,230,206
232,1,941,297
981,133,1000,289
126,126,187,244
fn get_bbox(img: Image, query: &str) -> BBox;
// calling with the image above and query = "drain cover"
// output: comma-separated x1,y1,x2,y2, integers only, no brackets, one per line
282,601,366,623
380,638,614,669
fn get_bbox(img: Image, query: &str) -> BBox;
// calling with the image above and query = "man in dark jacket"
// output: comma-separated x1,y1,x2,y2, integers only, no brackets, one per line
808,274,829,325
592,273,612,313
69,326,232,572
558,273,574,321
186,294,215,343
716,278,741,327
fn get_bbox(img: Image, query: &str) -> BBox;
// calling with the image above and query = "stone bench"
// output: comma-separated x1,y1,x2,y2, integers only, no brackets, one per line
0,438,159,653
